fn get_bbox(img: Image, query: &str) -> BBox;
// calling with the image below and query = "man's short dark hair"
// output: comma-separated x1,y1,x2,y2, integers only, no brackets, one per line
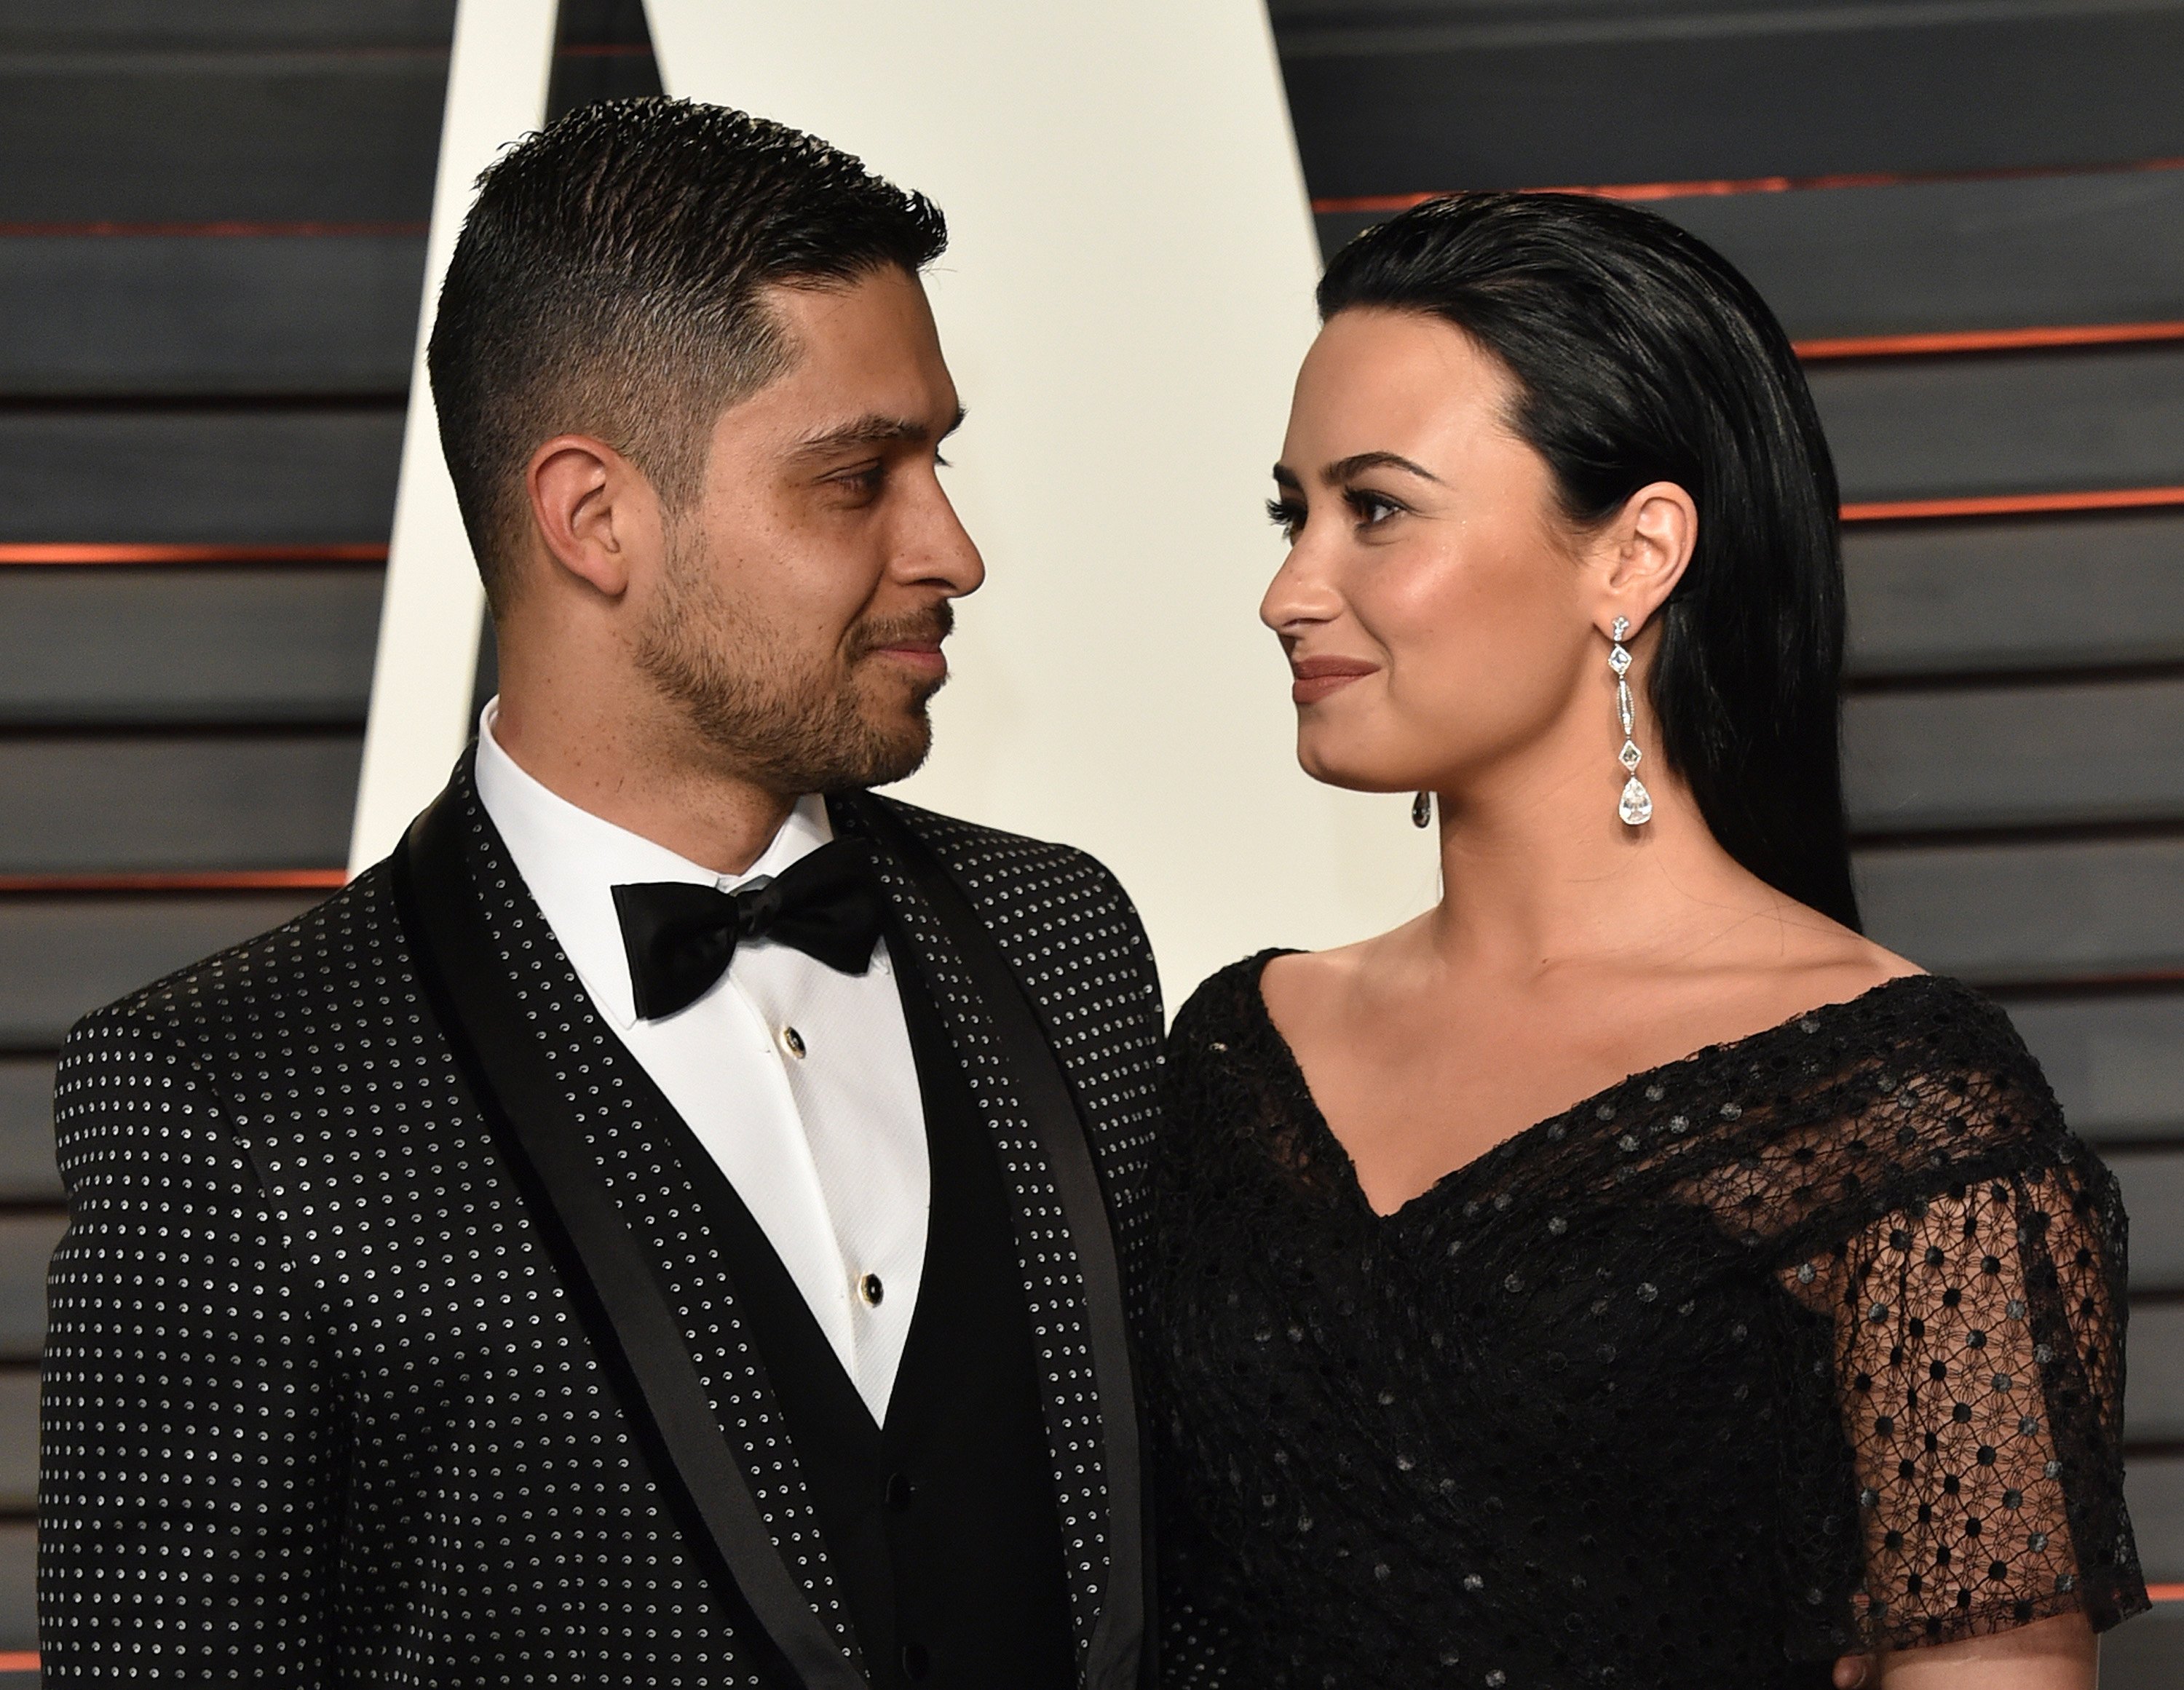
427,98,948,604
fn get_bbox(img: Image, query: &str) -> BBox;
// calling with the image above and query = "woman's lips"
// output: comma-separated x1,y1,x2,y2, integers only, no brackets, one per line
1289,656,1380,705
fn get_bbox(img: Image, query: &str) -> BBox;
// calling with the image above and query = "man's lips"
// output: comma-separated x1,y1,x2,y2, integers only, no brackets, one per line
1289,655,1380,705
872,641,948,677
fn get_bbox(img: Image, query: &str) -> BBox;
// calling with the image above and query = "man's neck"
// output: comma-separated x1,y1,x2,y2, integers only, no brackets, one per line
488,696,801,879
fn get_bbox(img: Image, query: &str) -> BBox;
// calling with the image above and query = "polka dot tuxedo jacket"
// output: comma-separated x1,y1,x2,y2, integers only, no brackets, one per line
39,757,1164,1686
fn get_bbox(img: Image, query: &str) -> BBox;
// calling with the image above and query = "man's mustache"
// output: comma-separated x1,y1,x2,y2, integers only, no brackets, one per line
847,602,954,662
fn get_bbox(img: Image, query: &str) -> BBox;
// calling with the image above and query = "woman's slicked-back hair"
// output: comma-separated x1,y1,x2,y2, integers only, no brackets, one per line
1318,191,1859,929
428,98,947,606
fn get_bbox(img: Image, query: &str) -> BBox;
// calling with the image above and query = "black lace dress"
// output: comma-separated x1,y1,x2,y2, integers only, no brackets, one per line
1150,956,2145,1689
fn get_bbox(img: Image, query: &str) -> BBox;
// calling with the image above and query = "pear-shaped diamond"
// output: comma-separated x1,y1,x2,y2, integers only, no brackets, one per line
1608,644,1633,677
1619,774,1653,826
1619,739,1643,771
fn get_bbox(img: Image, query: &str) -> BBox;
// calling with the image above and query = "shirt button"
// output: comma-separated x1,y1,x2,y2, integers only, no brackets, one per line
779,1025,807,1059
859,1272,885,1308
884,1472,914,1512
900,1643,930,1681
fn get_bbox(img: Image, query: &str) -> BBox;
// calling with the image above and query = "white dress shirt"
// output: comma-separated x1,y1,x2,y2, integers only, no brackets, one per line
474,702,930,1421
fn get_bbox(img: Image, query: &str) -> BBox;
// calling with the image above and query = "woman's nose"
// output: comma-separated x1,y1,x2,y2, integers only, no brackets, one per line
1260,544,1342,633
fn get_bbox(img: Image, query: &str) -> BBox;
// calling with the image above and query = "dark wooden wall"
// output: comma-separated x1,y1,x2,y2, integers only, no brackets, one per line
0,0,2176,1671
1286,0,2184,1678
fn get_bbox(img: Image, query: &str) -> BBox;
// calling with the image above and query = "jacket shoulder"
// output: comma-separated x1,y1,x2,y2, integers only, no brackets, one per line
865,793,1163,1023
63,864,406,1066
869,794,1136,919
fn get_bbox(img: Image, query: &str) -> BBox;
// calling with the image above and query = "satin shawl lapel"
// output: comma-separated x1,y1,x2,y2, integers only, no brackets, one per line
393,760,864,1688
833,793,1146,1690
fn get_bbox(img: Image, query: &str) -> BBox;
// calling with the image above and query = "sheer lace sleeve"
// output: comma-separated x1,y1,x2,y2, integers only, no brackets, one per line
1781,1076,2143,1650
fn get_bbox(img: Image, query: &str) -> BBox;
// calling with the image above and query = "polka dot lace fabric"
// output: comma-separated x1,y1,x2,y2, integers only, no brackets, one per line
40,759,1163,1683
1150,956,2145,1689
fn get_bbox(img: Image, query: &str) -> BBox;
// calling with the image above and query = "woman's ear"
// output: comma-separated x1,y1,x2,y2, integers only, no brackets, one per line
1590,479,1698,639
525,432,654,600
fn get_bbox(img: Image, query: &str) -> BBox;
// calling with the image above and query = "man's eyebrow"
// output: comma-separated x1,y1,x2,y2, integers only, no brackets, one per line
791,405,968,458
1323,450,1444,485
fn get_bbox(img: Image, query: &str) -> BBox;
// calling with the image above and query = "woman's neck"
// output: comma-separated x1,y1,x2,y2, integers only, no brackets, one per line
1415,749,1803,983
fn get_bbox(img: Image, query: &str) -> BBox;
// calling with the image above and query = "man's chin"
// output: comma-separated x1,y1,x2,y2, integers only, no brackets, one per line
830,711,933,792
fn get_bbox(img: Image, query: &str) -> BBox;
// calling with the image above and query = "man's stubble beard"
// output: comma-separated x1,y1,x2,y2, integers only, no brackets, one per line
634,540,950,796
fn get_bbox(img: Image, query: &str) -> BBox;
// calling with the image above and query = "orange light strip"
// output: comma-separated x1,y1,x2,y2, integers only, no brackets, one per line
1841,487,2184,523
0,544,388,565
2153,1583,2184,1603
0,221,428,237
1796,320,2184,360
0,870,347,894
0,1654,33,1673
1311,154,2184,215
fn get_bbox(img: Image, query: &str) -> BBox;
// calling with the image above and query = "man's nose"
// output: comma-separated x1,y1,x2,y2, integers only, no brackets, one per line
910,485,986,597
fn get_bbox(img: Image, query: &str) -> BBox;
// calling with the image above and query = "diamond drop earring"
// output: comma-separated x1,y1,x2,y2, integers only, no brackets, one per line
1412,790,1433,828
1609,616,1652,827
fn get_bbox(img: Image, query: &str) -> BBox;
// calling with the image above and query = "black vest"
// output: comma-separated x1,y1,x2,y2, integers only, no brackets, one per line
663,937,1076,1689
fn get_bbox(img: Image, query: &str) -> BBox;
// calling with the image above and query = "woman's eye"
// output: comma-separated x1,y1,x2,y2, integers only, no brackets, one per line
1347,488,1403,528
1266,497,1305,539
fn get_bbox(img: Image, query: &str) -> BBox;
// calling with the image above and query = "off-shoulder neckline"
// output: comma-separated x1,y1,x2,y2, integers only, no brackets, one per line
1229,951,1949,1223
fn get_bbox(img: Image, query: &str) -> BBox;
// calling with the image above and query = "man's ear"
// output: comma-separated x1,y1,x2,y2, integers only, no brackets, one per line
1590,479,1697,640
525,432,656,600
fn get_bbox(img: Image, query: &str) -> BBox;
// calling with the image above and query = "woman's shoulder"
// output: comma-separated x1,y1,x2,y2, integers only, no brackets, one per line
1724,969,2069,1165
1705,970,2098,1254
1825,971,2055,1124
1161,949,1316,1133
1169,948,1293,1050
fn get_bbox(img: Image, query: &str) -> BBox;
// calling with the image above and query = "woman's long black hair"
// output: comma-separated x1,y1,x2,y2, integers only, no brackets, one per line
1318,191,1859,929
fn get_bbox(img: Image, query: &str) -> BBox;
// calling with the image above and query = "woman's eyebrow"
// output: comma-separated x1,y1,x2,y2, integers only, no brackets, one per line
1322,450,1444,485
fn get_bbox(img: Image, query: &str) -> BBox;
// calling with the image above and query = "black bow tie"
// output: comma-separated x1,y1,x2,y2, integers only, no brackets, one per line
611,838,887,1021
